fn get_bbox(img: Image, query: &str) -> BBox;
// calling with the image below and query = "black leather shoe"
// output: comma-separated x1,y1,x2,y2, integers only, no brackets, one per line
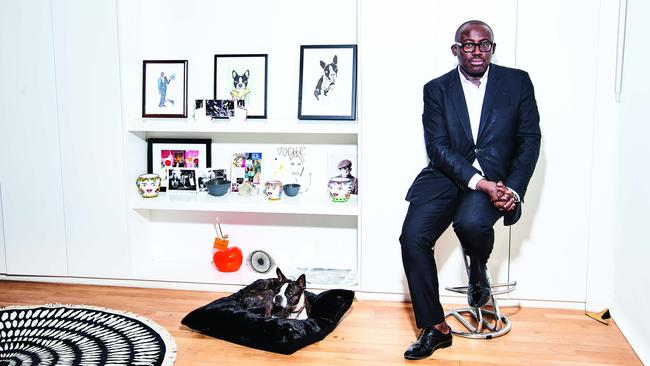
468,264,491,308
404,327,452,360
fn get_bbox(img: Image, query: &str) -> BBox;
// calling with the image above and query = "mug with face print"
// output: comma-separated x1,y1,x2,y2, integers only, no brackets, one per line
136,174,162,198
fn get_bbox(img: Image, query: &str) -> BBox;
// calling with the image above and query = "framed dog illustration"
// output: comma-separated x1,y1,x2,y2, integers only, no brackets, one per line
298,45,357,120
214,54,268,119
142,60,188,118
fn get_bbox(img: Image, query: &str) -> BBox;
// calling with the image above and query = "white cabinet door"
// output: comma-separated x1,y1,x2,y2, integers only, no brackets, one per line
359,0,517,294
51,0,131,278
0,0,68,276
509,0,599,303
0,187,6,274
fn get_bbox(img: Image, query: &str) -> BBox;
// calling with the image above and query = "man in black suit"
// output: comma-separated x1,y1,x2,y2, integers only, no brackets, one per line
401,20,541,360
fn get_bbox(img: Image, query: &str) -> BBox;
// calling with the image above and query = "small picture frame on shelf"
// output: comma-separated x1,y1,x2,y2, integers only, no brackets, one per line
142,60,188,118
206,99,235,119
193,99,209,121
196,168,227,193
214,54,268,119
147,138,212,192
167,168,197,192
298,45,357,120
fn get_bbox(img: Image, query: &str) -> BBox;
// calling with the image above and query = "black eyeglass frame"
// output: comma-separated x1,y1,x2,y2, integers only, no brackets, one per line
455,41,494,53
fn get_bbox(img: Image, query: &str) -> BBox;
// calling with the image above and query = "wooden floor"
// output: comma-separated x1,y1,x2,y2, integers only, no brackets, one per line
0,281,641,366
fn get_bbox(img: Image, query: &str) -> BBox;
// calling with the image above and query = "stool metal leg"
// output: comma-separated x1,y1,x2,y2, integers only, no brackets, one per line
444,247,516,339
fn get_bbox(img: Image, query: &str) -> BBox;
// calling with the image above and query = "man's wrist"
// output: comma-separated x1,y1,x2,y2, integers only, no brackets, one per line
468,174,485,190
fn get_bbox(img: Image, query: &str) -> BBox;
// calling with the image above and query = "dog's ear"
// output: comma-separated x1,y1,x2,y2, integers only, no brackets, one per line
232,70,238,78
296,274,306,289
276,267,287,281
320,60,326,68
332,55,338,65
244,70,250,78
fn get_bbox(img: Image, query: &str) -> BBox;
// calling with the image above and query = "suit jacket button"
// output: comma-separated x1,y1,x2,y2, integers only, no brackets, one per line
474,148,480,153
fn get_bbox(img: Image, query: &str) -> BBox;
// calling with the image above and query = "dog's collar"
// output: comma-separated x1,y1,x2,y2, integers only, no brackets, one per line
290,306,305,314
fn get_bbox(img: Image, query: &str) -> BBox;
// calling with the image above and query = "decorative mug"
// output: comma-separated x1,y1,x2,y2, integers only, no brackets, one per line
136,174,161,198
328,177,352,202
264,180,283,200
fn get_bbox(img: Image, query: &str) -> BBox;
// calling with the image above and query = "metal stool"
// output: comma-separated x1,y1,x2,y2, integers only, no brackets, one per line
444,248,516,339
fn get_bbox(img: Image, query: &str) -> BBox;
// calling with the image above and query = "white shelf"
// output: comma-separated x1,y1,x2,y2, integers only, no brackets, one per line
127,118,358,135
131,192,359,216
132,259,359,290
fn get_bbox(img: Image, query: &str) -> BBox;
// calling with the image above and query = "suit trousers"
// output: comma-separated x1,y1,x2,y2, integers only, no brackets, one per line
400,188,505,328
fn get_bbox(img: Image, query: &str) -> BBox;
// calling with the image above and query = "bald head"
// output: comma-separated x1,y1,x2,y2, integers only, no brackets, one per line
455,20,494,42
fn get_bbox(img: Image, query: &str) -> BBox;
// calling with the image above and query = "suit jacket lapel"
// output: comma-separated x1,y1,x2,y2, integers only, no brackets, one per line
448,72,473,143
477,65,502,142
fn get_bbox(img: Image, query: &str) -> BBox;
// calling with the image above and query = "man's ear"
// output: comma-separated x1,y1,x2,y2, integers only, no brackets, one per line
492,43,496,55
451,44,458,56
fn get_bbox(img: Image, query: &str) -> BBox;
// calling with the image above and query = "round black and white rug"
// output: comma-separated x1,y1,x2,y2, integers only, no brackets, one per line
0,304,176,366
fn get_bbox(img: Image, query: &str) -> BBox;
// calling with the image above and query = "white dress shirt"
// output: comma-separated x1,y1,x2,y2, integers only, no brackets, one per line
457,66,520,202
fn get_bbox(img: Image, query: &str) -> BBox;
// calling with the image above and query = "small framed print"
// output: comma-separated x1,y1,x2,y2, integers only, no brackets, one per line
196,168,227,193
214,54,268,119
298,45,357,120
147,138,212,192
167,168,197,192
142,60,188,118
206,99,235,118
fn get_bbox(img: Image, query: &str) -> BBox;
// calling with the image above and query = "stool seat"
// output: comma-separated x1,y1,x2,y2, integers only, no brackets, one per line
444,248,516,339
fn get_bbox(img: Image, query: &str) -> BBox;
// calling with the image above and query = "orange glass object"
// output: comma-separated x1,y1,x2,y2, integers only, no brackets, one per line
213,247,243,272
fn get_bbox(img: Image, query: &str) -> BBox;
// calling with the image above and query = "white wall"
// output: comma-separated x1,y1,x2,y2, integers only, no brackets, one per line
612,0,650,363
0,0,639,313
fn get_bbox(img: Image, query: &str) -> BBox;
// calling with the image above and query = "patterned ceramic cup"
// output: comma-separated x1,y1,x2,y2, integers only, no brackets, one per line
136,174,161,198
264,180,283,200
328,177,352,202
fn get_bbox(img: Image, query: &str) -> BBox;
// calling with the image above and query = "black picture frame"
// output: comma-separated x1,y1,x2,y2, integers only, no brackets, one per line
298,45,357,120
142,60,188,118
147,138,212,192
214,54,268,119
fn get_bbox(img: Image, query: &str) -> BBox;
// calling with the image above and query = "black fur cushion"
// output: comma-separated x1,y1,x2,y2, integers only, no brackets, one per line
181,286,355,354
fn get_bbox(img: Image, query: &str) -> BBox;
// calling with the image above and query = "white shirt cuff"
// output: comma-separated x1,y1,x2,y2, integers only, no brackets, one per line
468,173,484,190
509,187,521,202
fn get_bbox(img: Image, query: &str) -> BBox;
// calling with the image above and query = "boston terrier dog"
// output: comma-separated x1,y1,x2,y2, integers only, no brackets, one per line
313,55,338,100
231,70,251,100
239,268,310,320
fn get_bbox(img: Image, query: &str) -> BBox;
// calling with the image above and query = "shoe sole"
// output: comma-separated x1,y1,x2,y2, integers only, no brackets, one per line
404,339,452,360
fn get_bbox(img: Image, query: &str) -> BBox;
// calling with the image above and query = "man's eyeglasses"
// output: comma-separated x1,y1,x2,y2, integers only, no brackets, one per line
455,41,493,53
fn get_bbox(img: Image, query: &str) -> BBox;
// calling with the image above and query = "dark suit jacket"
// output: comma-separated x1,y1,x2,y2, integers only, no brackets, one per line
405,64,541,226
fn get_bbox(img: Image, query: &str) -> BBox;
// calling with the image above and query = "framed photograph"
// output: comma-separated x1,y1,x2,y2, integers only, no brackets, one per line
142,60,188,118
214,54,268,119
206,99,235,118
196,168,227,193
298,45,357,120
147,138,212,192
167,168,197,192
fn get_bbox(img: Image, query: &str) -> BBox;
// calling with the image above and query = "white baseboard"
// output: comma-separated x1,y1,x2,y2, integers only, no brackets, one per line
0,274,585,310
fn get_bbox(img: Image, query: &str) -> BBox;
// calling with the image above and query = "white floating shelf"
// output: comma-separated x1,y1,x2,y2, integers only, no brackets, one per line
131,192,359,216
131,259,359,291
127,119,358,135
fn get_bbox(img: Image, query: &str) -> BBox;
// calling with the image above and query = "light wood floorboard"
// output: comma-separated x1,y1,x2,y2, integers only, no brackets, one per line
0,281,641,365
